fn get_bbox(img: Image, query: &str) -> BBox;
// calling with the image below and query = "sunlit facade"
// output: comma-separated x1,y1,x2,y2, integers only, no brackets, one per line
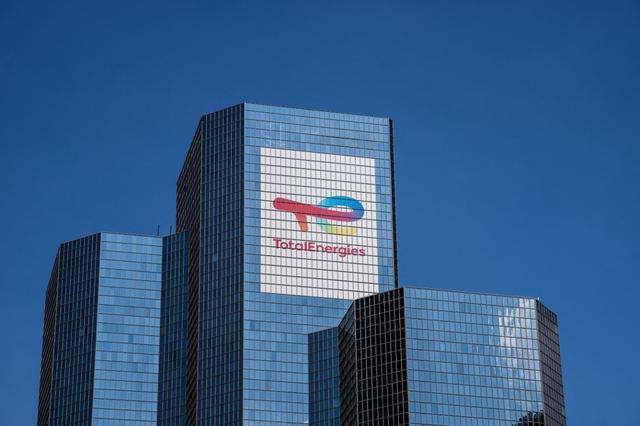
38,233,162,426
403,287,565,426
173,103,397,425
310,287,566,426
38,103,566,426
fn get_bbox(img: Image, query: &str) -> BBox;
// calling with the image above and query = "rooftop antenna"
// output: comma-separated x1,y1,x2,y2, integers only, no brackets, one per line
170,225,173,234
157,225,160,236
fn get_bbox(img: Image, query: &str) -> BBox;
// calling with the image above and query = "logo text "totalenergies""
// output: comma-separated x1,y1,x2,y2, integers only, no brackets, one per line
273,238,366,257
273,196,364,236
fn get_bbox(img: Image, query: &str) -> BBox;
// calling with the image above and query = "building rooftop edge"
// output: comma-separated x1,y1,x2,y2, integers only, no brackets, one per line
400,284,541,302
203,101,392,122
58,231,163,246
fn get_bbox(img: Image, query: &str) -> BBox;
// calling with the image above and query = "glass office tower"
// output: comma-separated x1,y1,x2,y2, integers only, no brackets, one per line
158,232,190,426
174,103,397,425
38,102,566,426
404,287,565,425
312,287,566,426
37,232,163,426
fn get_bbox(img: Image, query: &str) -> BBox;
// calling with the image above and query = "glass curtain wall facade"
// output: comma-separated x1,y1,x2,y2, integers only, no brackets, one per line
39,234,101,426
38,102,566,426
158,232,190,426
308,327,341,426
175,120,202,426
37,233,163,426
173,103,397,425
38,249,60,426
199,105,245,424
535,301,565,425
337,289,410,425
403,287,563,425
92,233,162,425
325,287,566,426
243,103,396,425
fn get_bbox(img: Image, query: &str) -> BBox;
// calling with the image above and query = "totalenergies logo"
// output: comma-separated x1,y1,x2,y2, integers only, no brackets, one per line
273,196,364,236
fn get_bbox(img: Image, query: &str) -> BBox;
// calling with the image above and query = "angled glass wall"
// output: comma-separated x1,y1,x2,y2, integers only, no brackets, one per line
38,232,163,426
43,234,101,426
308,327,341,426
309,287,566,426
158,231,190,426
174,103,397,425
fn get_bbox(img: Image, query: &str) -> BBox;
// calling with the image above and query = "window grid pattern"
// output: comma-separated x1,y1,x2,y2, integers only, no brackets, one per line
258,147,379,299
176,120,202,426
309,327,341,426
243,103,396,425
338,304,356,426
535,301,566,425
92,233,162,426
198,105,245,425
339,289,410,426
405,288,548,426
38,249,60,426
159,231,190,426
49,234,101,426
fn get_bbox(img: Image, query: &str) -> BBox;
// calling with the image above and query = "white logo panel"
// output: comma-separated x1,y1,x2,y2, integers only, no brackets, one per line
259,147,379,300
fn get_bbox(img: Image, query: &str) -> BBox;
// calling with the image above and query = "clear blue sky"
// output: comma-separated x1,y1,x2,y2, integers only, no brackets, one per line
1,1,638,424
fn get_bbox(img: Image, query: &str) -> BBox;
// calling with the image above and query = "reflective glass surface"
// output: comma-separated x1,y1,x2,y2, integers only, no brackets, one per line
47,234,101,426
92,233,162,426
337,289,410,425
242,103,396,425
308,327,341,426
310,288,565,426
158,232,190,426
405,288,548,426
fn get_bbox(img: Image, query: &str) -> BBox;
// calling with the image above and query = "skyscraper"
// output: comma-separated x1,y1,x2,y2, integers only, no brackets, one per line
38,102,566,426
311,287,566,426
38,233,163,426
173,103,397,425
